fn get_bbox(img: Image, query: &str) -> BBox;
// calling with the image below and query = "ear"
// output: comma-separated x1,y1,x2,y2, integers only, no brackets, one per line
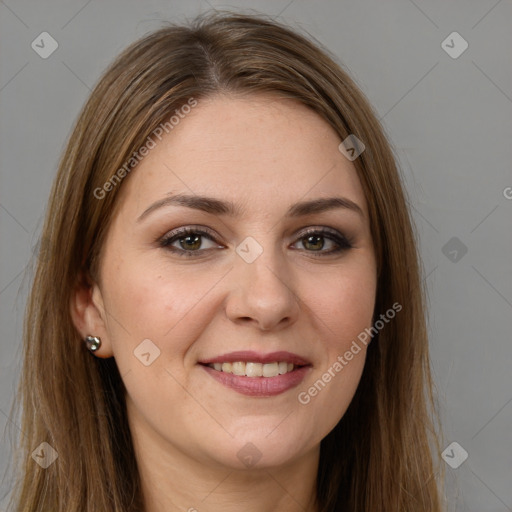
70,272,114,358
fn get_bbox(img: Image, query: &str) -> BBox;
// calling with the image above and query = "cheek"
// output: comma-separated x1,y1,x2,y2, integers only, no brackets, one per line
103,259,217,344
296,258,376,423
307,259,377,342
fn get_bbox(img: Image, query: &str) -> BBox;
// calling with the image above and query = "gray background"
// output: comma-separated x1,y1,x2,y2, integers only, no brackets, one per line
1,1,511,510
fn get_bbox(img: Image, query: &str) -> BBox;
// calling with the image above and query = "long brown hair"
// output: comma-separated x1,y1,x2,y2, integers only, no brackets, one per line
8,11,445,511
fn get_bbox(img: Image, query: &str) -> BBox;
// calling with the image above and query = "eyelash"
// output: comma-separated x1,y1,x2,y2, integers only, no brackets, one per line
158,225,353,258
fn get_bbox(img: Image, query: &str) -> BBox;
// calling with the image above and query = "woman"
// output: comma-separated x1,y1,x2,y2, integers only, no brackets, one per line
10,11,445,511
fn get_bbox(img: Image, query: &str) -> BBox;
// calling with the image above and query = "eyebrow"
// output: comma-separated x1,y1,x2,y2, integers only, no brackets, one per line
136,193,364,222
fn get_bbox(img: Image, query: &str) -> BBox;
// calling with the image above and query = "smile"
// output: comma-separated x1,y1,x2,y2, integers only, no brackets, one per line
198,351,312,397
207,361,295,377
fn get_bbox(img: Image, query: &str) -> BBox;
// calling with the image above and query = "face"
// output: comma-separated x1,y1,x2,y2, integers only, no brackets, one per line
79,94,377,471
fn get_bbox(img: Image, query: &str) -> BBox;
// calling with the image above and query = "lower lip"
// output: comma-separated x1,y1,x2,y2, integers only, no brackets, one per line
200,364,311,397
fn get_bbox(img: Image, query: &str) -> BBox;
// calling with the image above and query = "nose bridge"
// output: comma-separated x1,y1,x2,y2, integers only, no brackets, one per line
236,234,288,289
226,234,300,329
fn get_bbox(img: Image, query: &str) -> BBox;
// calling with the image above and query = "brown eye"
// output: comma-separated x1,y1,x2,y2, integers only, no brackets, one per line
178,234,202,251
293,228,352,256
159,226,222,257
301,234,325,251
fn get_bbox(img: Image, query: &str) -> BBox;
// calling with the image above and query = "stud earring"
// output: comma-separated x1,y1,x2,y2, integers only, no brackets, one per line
85,335,101,352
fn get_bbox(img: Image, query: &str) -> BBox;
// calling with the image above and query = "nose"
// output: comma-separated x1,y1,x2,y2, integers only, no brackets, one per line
225,243,301,331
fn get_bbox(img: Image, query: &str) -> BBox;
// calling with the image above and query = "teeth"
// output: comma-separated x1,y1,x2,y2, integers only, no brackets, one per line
262,362,279,377
246,362,263,377
208,361,296,377
232,362,246,376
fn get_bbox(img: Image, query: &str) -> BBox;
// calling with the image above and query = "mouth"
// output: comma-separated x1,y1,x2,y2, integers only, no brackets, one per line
198,351,312,396
202,361,298,377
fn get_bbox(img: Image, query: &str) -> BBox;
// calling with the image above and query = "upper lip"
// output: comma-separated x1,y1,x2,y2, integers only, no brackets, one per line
198,351,311,366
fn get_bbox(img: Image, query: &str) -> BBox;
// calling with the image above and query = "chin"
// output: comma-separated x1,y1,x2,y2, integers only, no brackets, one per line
205,426,314,471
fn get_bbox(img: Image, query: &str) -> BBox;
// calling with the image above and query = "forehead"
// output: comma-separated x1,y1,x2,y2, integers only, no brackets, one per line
117,93,368,220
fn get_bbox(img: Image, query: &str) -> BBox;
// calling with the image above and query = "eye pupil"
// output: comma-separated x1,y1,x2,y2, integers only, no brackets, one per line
181,234,201,250
303,234,324,251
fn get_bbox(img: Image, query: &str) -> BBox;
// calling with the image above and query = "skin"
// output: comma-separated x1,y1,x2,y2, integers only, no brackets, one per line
72,93,377,512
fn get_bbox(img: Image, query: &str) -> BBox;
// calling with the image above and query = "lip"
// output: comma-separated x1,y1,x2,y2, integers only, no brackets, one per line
198,350,311,366
200,364,312,397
